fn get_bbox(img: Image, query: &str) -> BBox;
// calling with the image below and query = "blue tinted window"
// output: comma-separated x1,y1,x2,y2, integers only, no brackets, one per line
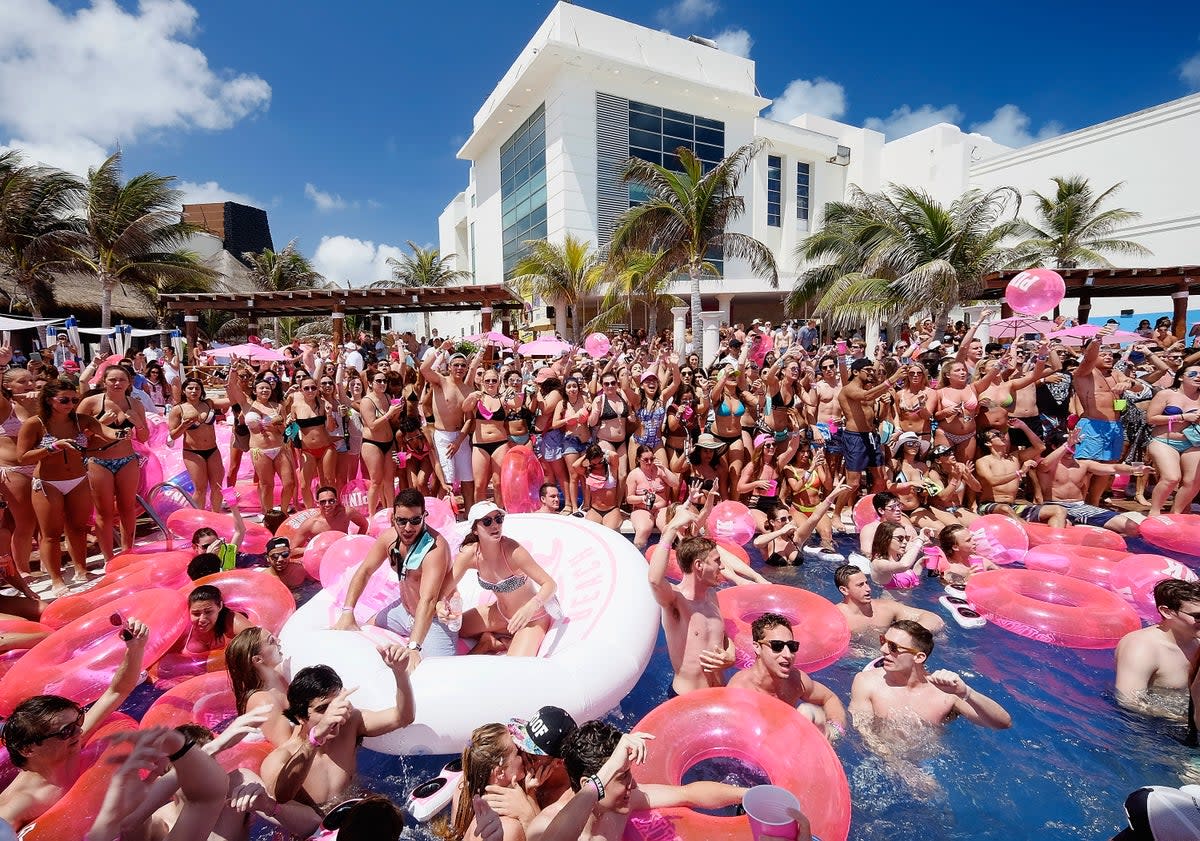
796,162,811,222
501,104,548,276
767,155,782,227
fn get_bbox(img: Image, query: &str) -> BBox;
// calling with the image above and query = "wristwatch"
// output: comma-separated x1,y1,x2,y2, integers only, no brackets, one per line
407,641,422,652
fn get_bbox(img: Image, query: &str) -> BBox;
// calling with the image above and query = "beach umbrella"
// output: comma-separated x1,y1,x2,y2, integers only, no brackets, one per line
988,316,1056,339
517,337,572,356
1047,324,1143,345
466,331,516,348
203,343,288,362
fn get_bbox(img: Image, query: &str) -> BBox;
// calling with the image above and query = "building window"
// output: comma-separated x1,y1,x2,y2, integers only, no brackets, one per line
469,221,476,282
796,162,811,223
500,104,548,277
767,155,782,227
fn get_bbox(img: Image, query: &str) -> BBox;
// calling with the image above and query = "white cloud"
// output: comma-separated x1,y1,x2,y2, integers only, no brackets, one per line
0,0,270,175
864,104,965,139
1182,50,1200,89
765,78,847,122
969,104,1062,148
656,0,717,27
312,235,406,288
304,183,355,212
711,27,752,58
178,180,259,207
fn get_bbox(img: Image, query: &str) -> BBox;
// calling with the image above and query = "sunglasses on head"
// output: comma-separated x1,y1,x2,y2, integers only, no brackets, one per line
393,514,425,527
758,639,800,654
879,635,923,656
477,513,505,528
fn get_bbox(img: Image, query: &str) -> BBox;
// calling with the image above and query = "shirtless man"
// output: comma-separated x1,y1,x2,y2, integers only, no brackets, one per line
0,618,150,830
421,341,482,510
289,486,369,558
1072,328,1135,504
849,620,1011,732
647,510,735,696
727,612,848,740
1114,579,1200,715
834,566,944,634
1036,426,1147,535
334,489,457,671
536,483,563,515
839,359,907,503
805,353,845,485
261,655,414,809
975,427,1067,528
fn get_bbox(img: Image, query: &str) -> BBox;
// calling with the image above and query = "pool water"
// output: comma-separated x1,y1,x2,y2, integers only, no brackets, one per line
135,531,1191,840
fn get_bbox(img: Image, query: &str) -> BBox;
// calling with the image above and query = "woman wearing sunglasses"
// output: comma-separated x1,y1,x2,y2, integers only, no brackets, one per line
868,521,930,591
449,502,558,658
228,371,295,515
360,370,403,512
283,375,339,509
16,379,96,594
461,370,510,506
1144,364,1200,516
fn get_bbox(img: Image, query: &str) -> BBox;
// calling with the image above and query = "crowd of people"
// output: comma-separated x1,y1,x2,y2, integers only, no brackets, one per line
0,309,1198,840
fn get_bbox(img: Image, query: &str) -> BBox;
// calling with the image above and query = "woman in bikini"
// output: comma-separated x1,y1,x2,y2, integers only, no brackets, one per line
710,365,749,501
326,369,361,490
501,370,536,449
360,369,404,513
737,435,784,531
226,626,293,746
228,372,295,515
0,365,41,575
166,376,230,512
285,375,339,508
1145,364,1200,515
761,349,807,447
663,383,706,475
450,502,557,657
781,445,841,559
534,376,570,512
869,521,929,590
885,432,937,523
629,359,679,473
462,369,510,506
176,583,252,657
77,365,149,560
588,371,632,488
626,445,680,551
16,379,96,593
578,443,622,529
558,377,592,508
930,360,999,462
895,363,934,443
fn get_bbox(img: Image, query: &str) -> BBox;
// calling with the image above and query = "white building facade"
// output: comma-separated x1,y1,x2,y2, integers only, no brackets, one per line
437,2,1199,336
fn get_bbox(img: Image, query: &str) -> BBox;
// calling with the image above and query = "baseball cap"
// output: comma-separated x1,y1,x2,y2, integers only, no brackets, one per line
466,501,503,529
507,706,577,758
850,358,874,373
1114,785,1200,840
266,537,290,553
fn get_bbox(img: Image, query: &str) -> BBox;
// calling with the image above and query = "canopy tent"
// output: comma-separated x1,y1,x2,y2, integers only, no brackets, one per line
0,316,61,332
74,327,164,338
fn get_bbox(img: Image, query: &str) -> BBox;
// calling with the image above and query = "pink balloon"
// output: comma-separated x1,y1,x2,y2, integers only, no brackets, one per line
367,509,392,537
302,530,346,581
1005,268,1066,316
318,534,378,590
425,496,456,533
852,495,878,530
584,332,611,358
706,501,756,546
970,514,1029,564
1109,554,1199,622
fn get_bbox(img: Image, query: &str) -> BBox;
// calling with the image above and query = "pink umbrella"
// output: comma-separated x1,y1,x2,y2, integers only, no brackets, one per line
466,331,516,348
1047,324,1144,345
988,316,1056,339
203,343,288,361
517,337,572,356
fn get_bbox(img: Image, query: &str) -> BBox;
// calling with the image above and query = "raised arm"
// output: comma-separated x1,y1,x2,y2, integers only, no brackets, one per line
359,645,416,735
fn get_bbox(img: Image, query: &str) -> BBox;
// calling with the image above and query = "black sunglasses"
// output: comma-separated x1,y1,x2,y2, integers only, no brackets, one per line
35,710,85,744
393,514,425,527
268,549,291,559
477,513,505,528
758,639,800,654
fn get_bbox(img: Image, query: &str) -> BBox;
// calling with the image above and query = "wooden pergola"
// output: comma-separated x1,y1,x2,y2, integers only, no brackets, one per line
979,266,1198,336
159,284,523,348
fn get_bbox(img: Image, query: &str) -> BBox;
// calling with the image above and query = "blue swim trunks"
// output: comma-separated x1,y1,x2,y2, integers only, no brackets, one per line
1073,417,1125,461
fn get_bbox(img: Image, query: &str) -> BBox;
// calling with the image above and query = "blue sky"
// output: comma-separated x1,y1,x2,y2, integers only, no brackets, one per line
2,0,1198,286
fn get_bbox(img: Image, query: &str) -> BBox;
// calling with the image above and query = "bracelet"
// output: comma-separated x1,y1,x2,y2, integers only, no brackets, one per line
582,774,605,800
168,737,196,762
339,606,353,612
307,730,325,748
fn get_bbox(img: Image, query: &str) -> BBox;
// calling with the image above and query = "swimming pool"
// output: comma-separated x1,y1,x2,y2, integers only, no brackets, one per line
208,532,1190,840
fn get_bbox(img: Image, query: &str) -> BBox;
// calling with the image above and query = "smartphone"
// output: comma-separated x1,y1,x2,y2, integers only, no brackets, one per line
1129,351,1146,364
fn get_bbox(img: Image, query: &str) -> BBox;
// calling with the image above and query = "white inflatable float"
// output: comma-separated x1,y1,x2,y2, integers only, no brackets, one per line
279,513,659,755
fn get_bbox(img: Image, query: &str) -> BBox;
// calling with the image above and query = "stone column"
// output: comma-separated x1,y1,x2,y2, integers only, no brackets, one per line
331,310,345,348
1172,288,1189,339
184,313,198,374
671,306,689,356
699,311,724,368
715,293,735,326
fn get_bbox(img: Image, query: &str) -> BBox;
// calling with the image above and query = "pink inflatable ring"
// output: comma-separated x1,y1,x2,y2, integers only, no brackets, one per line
966,569,1139,649
627,687,850,841
718,584,849,673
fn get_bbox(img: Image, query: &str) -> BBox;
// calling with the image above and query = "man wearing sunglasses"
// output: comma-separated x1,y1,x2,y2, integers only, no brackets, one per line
1114,579,1200,717
333,489,456,672
727,613,847,741
288,487,369,563
421,340,483,512
0,618,151,830
849,620,1011,732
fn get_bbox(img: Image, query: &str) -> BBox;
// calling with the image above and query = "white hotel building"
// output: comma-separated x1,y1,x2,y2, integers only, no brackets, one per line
435,2,1199,336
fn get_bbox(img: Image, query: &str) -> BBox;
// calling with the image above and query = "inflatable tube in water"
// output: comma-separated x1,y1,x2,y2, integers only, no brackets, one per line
281,514,659,755
1021,521,1127,551
970,514,1029,564
0,619,52,682
1022,544,1130,589
142,671,271,774
165,509,272,554
625,687,851,841
1109,554,1199,623
43,557,192,629
0,589,188,715
1139,514,1200,557
499,445,544,514
966,569,1140,648
718,584,849,673
106,543,188,573
20,714,139,841
406,757,464,823
852,494,878,530
938,594,986,629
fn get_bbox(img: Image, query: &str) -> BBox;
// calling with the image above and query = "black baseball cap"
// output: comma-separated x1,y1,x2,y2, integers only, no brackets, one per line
266,537,290,553
1114,785,1200,840
507,706,577,758
850,358,874,373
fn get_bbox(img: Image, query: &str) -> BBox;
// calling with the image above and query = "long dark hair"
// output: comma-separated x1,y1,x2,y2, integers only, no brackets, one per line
39,378,79,423
189,584,236,642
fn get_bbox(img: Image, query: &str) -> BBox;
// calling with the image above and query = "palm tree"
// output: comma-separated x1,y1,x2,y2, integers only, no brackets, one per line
508,234,603,341
243,240,327,340
65,151,213,351
788,184,1024,333
1013,175,1150,269
589,250,685,338
0,152,82,341
611,141,778,364
371,241,470,339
